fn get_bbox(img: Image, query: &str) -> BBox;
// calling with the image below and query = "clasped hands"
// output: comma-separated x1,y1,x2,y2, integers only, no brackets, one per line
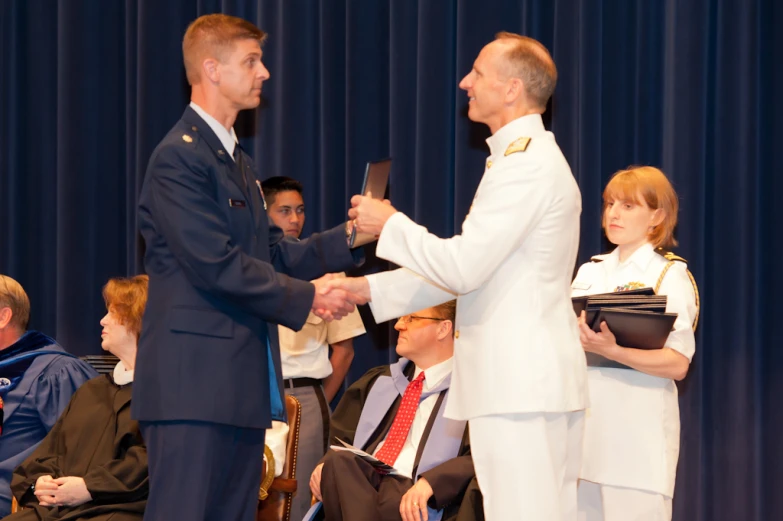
33,475,92,508
311,274,372,321
309,193,395,321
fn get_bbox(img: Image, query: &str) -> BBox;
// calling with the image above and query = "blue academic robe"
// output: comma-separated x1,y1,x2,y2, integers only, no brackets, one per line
0,331,97,516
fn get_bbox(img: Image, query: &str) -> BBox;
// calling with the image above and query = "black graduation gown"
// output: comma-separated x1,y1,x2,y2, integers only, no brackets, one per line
8,375,146,521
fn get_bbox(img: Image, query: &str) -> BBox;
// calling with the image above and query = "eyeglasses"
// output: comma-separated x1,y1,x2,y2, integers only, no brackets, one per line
397,315,449,325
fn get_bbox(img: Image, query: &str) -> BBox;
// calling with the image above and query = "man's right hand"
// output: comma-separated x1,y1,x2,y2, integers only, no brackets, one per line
309,463,324,501
325,276,372,304
311,275,367,321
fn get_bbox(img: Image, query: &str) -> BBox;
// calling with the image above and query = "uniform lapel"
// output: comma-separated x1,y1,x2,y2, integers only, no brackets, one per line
182,107,250,201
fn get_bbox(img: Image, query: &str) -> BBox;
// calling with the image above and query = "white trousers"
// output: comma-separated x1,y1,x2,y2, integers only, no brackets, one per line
469,411,585,521
577,479,672,521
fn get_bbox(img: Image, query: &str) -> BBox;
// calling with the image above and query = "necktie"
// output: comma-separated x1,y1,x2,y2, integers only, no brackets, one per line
375,371,426,466
233,144,249,193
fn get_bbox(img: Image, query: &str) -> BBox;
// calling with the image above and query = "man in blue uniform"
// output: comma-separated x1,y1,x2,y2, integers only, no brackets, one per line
133,14,367,521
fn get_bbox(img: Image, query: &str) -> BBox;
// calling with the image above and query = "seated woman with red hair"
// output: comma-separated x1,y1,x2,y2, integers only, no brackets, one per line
6,275,149,521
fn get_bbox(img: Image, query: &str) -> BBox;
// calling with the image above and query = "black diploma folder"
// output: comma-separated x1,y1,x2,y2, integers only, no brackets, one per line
573,289,678,370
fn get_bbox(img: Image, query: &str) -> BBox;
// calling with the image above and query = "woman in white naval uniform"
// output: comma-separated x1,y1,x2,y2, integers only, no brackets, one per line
571,166,699,521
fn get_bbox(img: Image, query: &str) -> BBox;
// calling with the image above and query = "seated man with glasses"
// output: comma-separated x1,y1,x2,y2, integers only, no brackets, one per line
307,301,477,521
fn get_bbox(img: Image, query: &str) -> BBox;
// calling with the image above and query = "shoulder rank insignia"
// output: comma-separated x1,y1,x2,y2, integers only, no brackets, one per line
504,137,531,156
182,134,193,143
656,248,687,263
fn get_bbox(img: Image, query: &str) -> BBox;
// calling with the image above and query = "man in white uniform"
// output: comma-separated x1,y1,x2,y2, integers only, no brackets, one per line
261,176,366,520
338,32,588,520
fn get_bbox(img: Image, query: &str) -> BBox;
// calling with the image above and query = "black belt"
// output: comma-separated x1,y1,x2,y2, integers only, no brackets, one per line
284,377,322,389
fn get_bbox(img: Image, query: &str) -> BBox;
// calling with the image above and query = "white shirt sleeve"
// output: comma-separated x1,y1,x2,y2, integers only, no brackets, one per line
658,263,698,361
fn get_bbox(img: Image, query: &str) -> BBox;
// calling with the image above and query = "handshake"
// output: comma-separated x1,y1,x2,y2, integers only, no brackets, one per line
310,274,371,321
306,192,400,321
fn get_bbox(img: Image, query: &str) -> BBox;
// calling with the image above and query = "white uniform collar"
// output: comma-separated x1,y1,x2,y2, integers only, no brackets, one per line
606,242,657,271
486,113,545,157
189,101,239,159
113,360,134,385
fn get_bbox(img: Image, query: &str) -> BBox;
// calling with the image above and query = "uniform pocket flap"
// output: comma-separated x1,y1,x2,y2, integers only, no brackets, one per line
169,307,234,338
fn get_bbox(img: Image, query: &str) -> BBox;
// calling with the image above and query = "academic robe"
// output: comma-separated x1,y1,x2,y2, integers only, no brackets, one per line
0,332,97,517
326,362,476,521
7,375,146,521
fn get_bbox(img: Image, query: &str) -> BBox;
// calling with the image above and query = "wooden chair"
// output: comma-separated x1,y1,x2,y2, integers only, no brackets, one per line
256,394,302,521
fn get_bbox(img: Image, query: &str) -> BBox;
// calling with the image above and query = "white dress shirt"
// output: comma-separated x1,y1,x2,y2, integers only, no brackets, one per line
372,357,454,479
189,101,238,158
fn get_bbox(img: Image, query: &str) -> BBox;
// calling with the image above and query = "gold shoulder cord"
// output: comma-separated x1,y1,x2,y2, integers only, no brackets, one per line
654,261,700,331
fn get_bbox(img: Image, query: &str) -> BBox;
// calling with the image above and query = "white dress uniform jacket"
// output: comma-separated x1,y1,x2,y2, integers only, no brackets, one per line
571,243,697,497
367,113,587,420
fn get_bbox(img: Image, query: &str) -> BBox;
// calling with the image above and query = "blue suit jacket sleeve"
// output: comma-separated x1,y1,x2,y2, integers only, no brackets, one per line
145,143,361,330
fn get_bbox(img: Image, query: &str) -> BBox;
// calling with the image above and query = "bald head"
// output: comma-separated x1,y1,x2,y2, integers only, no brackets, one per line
493,32,557,110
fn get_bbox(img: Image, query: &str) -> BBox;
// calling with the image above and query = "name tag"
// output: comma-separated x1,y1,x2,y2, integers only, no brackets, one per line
228,199,247,208
571,281,591,290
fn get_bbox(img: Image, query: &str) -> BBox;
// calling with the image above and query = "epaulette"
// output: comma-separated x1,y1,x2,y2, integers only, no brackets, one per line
655,248,687,263
654,248,700,331
504,137,531,156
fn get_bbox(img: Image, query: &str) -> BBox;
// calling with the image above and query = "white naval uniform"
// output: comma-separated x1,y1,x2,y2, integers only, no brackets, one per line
571,242,697,521
366,114,587,521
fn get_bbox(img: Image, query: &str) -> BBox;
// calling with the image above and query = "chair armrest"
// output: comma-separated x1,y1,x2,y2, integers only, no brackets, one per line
269,478,297,493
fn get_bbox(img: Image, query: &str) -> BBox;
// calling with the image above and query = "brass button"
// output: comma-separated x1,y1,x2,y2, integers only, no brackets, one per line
455,330,460,339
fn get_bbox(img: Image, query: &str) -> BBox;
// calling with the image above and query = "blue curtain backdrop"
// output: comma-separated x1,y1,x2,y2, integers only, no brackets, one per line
1,1,781,519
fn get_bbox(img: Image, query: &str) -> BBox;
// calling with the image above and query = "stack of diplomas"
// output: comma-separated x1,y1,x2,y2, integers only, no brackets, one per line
572,288,677,369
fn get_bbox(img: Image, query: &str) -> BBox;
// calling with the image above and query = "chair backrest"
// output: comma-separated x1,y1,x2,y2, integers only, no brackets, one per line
80,354,120,375
256,394,302,521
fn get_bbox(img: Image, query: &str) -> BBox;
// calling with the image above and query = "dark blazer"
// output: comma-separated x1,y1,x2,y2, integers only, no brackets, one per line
133,106,362,429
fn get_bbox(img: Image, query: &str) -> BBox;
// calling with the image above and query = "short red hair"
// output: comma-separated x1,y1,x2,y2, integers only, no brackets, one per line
182,14,267,85
102,275,149,340
602,166,679,249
